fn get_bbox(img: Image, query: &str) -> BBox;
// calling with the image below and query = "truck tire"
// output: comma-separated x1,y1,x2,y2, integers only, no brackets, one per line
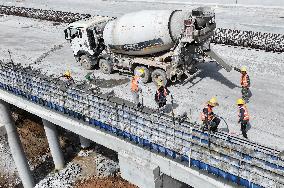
151,69,167,86
80,55,94,70
134,66,150,83
99,59,113,74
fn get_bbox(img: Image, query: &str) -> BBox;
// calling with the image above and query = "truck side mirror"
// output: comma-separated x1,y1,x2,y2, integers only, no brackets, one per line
78,30,83,38
64,29,71,40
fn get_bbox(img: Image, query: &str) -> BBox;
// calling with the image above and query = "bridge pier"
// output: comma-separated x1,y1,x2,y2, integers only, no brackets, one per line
79,135,91,149
118,151,162,188
42,119,65,170
118,151,188,188
0,117,6,136
0,100,35,188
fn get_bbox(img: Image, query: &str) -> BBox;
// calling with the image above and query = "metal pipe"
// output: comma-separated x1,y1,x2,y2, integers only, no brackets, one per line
42,119,65,170
0,100,35,188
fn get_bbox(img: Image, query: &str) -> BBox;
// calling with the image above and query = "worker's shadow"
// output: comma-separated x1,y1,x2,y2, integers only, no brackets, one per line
163,102,179,113
186,62,239,89
32,156,55,184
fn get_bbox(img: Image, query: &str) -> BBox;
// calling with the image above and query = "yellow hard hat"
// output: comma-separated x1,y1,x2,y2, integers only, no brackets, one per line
157,80,163,87
236,98,245,105
64,70,71,77
135,68,145,76
207,97,219,107
241,66,247,72
138,68,144,74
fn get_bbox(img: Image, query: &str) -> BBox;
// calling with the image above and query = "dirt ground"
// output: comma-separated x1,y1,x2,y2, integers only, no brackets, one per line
74,176,137,188
13,109,50,165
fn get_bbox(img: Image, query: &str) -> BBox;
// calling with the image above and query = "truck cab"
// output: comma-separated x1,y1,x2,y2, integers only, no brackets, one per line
64,16,112,69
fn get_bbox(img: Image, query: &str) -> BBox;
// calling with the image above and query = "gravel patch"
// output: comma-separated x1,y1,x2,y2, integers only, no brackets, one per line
95,154,119,178
35,162,82,188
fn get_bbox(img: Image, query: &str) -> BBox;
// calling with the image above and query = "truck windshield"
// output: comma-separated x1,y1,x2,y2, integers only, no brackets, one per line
87,29,96,49
64,27,82,40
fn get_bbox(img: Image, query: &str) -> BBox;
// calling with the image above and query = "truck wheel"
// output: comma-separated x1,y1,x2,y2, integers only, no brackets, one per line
99,59,113,74
134,66,150,83
151,69,167,86
80,55,94,70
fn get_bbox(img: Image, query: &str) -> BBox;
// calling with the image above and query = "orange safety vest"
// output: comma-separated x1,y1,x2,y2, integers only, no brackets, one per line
241,73,249,87
200,105,213,121
157,88,168,100
239,105,250,121
131,75,140,92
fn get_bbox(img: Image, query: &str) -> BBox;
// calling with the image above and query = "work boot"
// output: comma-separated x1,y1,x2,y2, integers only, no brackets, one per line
137,102,142,108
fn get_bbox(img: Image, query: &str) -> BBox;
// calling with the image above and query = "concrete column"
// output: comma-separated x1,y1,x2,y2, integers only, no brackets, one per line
119,151,188,188
42,119,65,170
0,100,35,188
161,174,189,188
79,135,91,149
0,118,6,136
118,151,162,188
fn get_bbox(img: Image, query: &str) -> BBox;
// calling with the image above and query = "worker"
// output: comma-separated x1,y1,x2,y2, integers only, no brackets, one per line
155,81,170,109
60,70,75,86
131,69,144,107
200,97,221,133
236,98,250,139
234,66,251,102
85,72,100,94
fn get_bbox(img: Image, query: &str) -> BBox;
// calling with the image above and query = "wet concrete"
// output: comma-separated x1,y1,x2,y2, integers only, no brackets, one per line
91,78,130,88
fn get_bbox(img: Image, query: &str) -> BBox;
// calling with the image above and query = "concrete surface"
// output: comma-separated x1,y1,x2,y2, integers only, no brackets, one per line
119,151,192,188
119,151,162,188
1,0,284,33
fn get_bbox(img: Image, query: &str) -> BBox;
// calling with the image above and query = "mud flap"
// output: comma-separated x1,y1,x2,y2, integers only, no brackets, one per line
205,50,232,72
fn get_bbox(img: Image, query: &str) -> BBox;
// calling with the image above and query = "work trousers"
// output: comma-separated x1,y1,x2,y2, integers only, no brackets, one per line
158,99,167,108
242,87,251,102
241,120,249,139
132,91,139,105
203,117,220,133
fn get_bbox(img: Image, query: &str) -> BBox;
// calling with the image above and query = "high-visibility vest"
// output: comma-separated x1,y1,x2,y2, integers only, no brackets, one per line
239,105,250,121
241,73,249,87
131,75,140,92
200,105,213,121
157,88,168,100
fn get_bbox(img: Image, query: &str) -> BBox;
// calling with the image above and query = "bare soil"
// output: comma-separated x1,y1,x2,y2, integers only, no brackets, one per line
74,176,137,188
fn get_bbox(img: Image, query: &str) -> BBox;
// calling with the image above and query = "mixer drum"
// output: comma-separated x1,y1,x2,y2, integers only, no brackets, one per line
103,10,191,56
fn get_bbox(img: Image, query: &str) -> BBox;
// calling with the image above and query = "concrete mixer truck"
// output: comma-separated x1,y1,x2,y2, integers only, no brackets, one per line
64,7,231,85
